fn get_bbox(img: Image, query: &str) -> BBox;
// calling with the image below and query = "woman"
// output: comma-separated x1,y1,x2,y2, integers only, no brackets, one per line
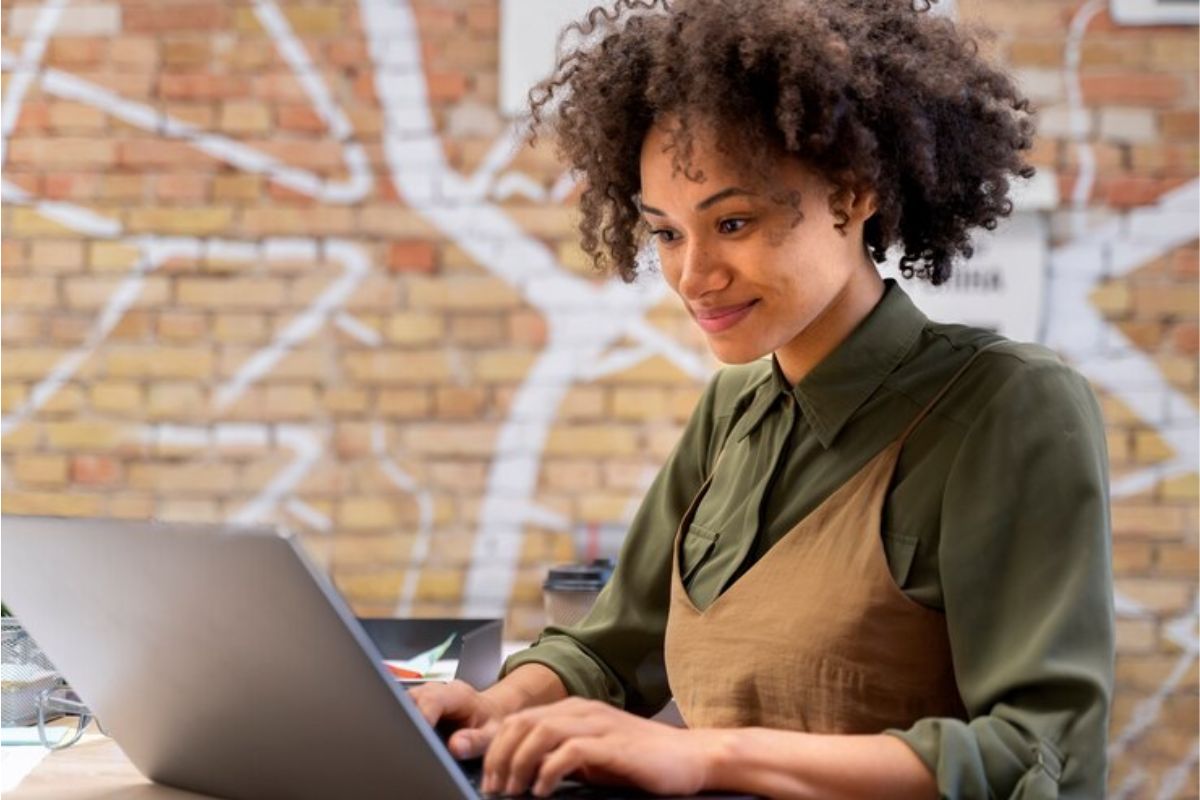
412,1,1114,797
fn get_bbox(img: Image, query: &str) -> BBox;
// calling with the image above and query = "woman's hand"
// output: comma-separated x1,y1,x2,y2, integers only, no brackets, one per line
481,696,721,797
407,679,508,758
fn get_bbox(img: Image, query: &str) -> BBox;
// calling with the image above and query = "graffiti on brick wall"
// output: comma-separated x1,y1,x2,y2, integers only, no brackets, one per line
1,0,1197,794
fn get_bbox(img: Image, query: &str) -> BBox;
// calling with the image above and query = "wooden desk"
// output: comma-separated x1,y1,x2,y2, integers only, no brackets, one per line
6,731,216,800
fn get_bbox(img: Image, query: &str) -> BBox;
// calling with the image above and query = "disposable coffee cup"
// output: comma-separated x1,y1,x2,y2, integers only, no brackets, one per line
542,559,615,629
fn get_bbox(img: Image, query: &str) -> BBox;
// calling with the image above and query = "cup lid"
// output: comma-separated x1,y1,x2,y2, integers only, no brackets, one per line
543,558,614,591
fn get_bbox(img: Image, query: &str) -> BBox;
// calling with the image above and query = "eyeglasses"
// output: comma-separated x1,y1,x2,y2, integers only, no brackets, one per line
35,685,107,750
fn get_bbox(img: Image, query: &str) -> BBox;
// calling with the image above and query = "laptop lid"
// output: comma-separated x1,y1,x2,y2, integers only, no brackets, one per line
1,515,475,800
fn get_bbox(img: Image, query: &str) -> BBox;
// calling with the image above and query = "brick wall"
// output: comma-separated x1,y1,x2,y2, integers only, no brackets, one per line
0,1,1196,795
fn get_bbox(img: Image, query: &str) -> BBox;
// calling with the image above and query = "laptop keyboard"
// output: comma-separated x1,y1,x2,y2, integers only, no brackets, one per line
458,758,652,799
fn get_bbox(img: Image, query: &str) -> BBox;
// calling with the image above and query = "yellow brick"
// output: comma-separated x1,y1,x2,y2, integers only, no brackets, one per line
648,426,685,459
407,276,523,310
379,389,433,418
1106,429,1132,464
127,207,233,235
263,384,318,419
342,350,451,384
7,137,115,167
212,173,262,201
337,496,409,530
558,387,605,420
218,102,271,134
330,533,410,568
42,384,85,413
63,275,170,310
335,569,406,604
399,423,499,456
128,462,237,494
384,312,445,344
577,492,633,522
283,6,341,33
157,499,222,523
88,241,141,272
240,207,355,236
1115,619,1157,653
1157,543,1199,579
45,420,128,451
1134,429,1176,464
158,311,208,342
1089,280,1132,315
1112,503,1188,537
507,205,579,237
1,491,104,517
1132,285,1200,318
357,205,438,237
1114,578,1193,614
599,354,704,385
12,454,69,486
104,347,214,379
48,101,107,132
214,313,268,343
545,424,638,456
1160,472,1199,501
177,277,286,308
3,348,73,379
90,381,142,414
434,387,485,418
556,241,592,272
30,240,85,271
147,382,207,420
473,350,535,381
323,387,369,414
108,492,155,519
413,568,463,603
1,276,57,308
449,315,505,345
1,422,42,451
612,388,668,420
1,384,28,413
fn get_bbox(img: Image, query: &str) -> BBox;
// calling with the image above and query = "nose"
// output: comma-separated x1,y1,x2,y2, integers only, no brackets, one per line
674,240,729,301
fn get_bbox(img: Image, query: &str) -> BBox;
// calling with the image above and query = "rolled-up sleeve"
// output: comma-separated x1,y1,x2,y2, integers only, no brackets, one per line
500,369,727,716
886,357,1115,799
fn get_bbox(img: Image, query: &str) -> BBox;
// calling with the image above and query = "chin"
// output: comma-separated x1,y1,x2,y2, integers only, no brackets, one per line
706,340,771,366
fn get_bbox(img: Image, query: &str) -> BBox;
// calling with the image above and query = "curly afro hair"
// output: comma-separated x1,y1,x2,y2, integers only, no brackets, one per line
528,0,1036,286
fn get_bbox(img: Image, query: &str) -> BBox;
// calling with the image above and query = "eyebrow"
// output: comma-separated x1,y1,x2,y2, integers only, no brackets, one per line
638,187,756,217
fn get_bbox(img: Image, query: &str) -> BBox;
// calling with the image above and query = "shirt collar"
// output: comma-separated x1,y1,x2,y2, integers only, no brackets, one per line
736,279,927,448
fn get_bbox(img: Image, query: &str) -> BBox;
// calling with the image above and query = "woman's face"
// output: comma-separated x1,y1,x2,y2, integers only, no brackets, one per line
638,121,879,378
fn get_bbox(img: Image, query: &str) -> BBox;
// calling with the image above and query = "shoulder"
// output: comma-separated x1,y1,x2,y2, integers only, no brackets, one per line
923,323,1101,424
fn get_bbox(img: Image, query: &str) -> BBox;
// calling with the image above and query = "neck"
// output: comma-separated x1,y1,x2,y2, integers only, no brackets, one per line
774,265,885,385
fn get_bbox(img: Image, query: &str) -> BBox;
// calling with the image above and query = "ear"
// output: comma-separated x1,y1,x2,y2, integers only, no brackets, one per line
849,186,878,224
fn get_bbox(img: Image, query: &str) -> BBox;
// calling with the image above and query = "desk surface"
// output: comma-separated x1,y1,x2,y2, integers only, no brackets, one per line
6,732,216,800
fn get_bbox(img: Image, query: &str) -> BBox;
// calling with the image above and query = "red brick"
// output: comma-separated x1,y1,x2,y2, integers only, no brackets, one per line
46,37,106,68
427,71,469,102
1160,109,1199,141
123,2,232,32
277,105,325,133
41,173,102,201
70,455,122,486
1172,323,1199,354
1100,176,1192,208
1081,74,1186,108
14,101,50,133
155,173,211,202
157,73,249,102
388,241,437,274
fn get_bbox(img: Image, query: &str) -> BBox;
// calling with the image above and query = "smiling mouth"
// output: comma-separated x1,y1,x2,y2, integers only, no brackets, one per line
692,300,759,333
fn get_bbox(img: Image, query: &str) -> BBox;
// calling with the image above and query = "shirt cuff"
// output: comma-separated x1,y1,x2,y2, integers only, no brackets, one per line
884,717,1063,800
499,633,624,706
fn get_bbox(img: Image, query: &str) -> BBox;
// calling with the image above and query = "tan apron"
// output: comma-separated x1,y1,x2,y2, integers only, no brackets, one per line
663,345,998,733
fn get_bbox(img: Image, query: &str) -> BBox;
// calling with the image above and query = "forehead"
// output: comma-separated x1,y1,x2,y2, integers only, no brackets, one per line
637,118,819,207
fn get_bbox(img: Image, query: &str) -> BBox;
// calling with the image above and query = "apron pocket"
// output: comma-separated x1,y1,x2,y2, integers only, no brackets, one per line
680,523,720,586
881,531,919,589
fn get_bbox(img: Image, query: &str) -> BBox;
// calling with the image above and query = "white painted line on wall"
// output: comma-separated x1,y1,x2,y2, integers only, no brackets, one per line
214,240,373,410
0,0,68,166
334,312,383,346
231,425,323,525
285,498,333,533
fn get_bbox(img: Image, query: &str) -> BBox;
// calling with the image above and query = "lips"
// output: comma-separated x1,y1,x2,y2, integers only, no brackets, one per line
692,300,758,333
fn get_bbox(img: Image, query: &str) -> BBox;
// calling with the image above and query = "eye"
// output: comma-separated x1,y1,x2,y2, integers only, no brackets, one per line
651,228,680,244
717,218,749,235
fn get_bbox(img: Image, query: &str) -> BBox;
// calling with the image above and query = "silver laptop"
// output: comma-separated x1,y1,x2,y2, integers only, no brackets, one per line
1,515,751,800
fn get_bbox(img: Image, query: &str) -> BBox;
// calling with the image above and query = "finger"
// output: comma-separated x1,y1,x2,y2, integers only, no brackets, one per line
481,710,536,795
532,738,611,798
406,685,444,726
505,716,610,796
447,718,497,759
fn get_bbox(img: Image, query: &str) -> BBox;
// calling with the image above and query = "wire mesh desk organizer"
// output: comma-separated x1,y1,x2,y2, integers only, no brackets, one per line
2,616,103,749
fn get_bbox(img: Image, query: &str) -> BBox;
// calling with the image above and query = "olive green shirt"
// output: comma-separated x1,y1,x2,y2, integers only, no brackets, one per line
503,279,1114,799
